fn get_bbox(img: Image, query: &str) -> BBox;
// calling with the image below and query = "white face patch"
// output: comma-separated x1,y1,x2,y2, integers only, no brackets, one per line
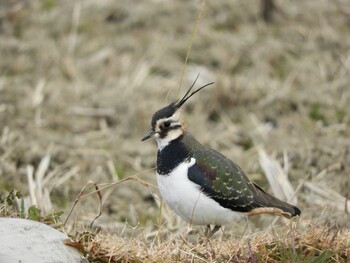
154,110,185,151
155,110,182,133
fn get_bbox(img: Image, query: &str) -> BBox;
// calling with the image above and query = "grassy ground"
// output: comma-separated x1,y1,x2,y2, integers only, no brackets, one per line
0,0,350,262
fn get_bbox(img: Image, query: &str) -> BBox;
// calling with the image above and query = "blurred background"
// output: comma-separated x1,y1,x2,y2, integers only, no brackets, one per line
0,0,349,234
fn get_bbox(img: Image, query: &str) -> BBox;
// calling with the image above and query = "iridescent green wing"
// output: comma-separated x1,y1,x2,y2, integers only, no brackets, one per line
188,147,256,212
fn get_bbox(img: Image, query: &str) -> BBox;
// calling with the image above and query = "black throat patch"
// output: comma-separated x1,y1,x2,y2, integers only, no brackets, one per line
157,135,190,175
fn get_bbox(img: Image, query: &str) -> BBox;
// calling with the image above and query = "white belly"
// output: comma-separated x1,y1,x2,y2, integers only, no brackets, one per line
157,158,242,226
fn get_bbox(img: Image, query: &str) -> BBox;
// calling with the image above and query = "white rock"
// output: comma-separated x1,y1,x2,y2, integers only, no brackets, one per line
0,218,88,263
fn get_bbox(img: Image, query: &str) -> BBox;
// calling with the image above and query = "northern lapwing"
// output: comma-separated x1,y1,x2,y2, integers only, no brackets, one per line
142,79,301,237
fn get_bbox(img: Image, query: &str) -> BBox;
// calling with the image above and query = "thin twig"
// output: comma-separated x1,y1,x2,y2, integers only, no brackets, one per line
63,167,156,226
90,181,103,228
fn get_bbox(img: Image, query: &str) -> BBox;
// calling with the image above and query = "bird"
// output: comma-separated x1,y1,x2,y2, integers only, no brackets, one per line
141,78,301,238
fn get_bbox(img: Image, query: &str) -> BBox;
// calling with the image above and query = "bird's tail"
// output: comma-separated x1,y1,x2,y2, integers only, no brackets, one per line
248,183,301,219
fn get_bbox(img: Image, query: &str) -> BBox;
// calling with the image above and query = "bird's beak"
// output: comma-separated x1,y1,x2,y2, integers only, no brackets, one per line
141,129,155,141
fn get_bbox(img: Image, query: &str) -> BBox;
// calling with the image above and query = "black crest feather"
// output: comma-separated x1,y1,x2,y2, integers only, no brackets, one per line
175,74,215,108
150,75,214,128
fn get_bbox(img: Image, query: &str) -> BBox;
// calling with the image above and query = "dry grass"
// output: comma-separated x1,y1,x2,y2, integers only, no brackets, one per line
74,224,350,262
1,0,350,261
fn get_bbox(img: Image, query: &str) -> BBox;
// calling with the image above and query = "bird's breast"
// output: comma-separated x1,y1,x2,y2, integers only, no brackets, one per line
156,158,242,225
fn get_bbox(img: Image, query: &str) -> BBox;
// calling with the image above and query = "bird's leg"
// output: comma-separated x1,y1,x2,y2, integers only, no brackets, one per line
199,225,221,243
207,225,221,238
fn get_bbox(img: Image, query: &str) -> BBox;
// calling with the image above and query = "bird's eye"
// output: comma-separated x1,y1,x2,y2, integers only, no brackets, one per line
163,121,171,128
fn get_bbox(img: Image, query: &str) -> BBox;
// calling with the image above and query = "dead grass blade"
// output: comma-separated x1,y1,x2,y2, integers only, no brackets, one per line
25,155,53,215
304,181,348,212
258,147,298,204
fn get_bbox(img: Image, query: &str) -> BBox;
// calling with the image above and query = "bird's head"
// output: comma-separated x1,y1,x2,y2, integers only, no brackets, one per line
141,79,214,149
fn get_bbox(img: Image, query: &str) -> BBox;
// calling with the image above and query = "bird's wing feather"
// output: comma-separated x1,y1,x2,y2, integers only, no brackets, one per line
188,147,256,212
187,147,300,217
